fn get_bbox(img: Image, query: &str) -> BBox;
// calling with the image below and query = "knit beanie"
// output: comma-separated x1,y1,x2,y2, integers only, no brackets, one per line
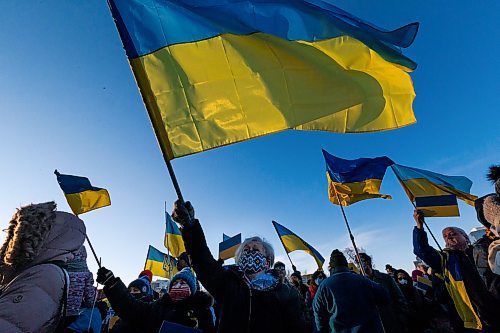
139,269,153,283
128,278,152,296
329,249,348,269
169,267,197,294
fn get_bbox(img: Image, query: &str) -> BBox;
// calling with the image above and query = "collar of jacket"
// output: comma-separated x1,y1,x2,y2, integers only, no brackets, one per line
331,266,350,274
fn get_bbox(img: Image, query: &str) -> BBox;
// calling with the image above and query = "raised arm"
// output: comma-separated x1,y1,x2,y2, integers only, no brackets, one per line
172,200,227,300
412,210,442,272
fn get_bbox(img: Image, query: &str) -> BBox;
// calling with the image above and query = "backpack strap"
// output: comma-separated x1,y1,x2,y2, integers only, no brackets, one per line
52,263,70,333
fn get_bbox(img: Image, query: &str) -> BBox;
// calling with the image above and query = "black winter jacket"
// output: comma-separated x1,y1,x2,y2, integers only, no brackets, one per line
104,278,215,333
181,219,306,333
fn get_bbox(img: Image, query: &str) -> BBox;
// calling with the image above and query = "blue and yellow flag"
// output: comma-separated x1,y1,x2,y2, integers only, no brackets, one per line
219,233,242,260
323,150,394,206
164,212,186,258
144,245,178,278
108,0,418,160
54,170,111,215
391,164,477,217
272,221,324,269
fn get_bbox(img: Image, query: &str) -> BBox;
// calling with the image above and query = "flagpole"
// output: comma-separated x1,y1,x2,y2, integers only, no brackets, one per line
85,234,102,268
165,201,173,279
390,166,443,251
332,189,366,276
272,221,297,272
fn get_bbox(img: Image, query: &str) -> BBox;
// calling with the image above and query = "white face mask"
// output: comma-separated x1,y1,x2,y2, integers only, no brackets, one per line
315,278,324,285
398,279,408,285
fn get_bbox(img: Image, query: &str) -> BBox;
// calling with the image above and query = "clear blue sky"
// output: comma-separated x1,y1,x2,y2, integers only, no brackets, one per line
1,1,498,284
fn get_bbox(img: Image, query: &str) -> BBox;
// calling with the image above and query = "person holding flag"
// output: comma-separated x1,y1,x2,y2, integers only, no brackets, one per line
412,210,500,332
96,264,215,332
171,200,306,333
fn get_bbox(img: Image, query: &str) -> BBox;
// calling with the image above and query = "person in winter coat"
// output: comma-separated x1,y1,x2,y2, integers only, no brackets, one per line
306,270,327,309
97,264,215,333
394,269,427,333
475,165,500,295
171,200,306,333
65,246,96,325
306,270,327,333
313,249,389,333
357,252,409,333
0,202,86,332
413,209,500,332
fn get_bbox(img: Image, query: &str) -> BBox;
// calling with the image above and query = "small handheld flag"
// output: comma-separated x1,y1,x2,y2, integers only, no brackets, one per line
272,221,324,269
322,150,394,206
54,170,111,215
391,164,477,217
145,245,178,278
164,212,186,258
219,234,242,260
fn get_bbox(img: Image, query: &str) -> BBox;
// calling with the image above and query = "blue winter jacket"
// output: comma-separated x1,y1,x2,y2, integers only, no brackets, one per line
313,267,389,333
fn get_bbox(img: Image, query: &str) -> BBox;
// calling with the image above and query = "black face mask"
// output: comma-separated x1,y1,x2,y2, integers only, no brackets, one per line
131,293,146,301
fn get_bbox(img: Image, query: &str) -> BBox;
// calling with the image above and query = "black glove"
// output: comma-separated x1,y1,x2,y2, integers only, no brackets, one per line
97,266,115,286
172,200,195,226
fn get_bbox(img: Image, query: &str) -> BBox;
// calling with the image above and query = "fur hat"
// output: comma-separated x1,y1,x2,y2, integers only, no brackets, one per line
170,267,197,294
475,165,500,228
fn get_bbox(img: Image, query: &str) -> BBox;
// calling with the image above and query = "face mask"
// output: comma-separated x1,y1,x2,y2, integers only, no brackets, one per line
169,283,191,301
398,279,408,285
131,293,146,300
238,249,268,274
315,278,324,285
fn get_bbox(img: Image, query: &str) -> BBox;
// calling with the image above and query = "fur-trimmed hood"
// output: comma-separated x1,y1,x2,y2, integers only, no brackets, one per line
0,201,86,279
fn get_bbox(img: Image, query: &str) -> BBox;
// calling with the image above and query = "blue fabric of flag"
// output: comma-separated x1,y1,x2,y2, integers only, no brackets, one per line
391,164,473,194
322,149,394,183
109,0,418,69
56,173,104,194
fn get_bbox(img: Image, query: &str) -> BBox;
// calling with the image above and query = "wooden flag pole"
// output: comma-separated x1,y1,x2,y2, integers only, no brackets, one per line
390,166,443,251
272,221,297,272
332,190,366,276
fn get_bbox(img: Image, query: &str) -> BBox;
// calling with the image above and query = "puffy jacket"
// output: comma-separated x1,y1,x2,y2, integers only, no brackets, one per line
0,202,86,332
181,219,306,333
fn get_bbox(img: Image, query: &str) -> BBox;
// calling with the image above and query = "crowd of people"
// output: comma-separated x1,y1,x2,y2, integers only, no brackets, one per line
0,166,499,332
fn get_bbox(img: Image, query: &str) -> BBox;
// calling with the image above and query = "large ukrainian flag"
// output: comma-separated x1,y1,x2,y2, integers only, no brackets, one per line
164,212,186,258
391,164,477,217
54,170,111,215
272,221,324,269
323,150,394,206
144,245,178,278
108,0,418,160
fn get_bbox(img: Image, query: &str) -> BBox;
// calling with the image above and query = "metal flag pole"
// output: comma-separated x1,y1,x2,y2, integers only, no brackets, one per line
272,221,297,272
332,188,366,276
390,166,443,251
